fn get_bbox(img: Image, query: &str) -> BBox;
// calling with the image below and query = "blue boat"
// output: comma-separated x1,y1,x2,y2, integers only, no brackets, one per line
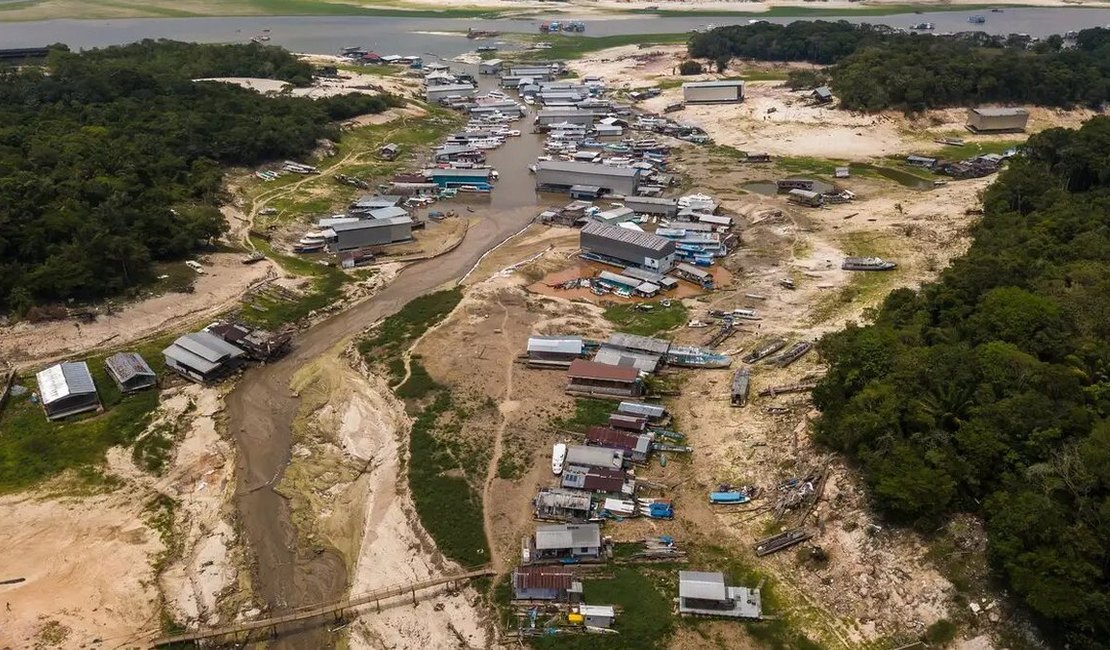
709,491,751,504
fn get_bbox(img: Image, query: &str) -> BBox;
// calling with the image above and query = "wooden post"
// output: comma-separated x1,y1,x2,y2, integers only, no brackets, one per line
411,587,417,605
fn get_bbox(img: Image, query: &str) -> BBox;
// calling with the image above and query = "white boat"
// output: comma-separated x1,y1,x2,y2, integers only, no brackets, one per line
552,443,567,474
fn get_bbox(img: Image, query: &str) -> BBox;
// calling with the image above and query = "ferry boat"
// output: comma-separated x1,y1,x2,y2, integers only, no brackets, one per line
551,443,567,475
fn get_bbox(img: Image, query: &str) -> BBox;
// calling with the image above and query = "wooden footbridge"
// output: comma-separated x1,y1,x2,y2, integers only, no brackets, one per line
150,567,494,647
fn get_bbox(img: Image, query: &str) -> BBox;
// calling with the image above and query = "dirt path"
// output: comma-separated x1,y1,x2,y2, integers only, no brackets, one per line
481,303,515,573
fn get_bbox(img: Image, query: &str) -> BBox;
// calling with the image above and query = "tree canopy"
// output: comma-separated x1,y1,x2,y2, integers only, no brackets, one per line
689,22,1110,111
813,117,1110,646
0,40,397,313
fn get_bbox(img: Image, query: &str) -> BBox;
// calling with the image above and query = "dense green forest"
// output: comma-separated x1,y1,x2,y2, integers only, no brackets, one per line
688,22,1110,111
813,117,1110,646
0,41,397,313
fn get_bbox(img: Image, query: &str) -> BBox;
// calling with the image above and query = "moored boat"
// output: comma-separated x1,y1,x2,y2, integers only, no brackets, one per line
552,443,567,474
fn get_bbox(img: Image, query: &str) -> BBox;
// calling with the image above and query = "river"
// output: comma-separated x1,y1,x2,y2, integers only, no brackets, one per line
1,8,1108,56
227,75,543,647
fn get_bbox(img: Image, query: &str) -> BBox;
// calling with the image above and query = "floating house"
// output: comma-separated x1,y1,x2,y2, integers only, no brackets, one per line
580,221,675,273
207,322,291,361
534,488,593,522
617,401,666,420
561,465,635,495
512,565,582,601
163,331,247,383
566,359,643,398
677,571,762,619
564,444,626,470
682,80,744,104
36,361,100,420
527,335,585,366
585,426,651,462
966,107,1029,133
323,217,414,251
425,84,476,103
623,196,679,218
536,161,641,196
787,189,823,207
526,523,603,563
104,352,157,393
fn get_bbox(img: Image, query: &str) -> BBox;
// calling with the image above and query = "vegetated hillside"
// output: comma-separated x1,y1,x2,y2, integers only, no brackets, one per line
812,117,1110,646
688,22,1110,111
0,40,398,313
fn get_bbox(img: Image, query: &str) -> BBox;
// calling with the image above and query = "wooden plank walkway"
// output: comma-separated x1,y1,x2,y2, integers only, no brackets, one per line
150,567,494,647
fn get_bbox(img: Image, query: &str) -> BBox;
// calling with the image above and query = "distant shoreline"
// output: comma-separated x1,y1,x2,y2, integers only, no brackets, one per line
0,0,1106,23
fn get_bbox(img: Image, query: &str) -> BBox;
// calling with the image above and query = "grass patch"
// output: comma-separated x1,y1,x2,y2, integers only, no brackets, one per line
603,300,688,336
927,138,1023,160
242,236,348,329
533,567,676,650
395,358,439,399
357,287,463,384
554,397,614,431
776,156,844,176
408,389,489,567
514,33,691,62
850,162,936,189
0,337,172,493
132,420,179,475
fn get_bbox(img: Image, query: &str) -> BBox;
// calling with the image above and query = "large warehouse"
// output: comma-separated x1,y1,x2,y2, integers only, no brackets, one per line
683,80,744,104
536,108,604,126
535,160,641,195
324,217,414,251
580,221,676,272
966,107,1029,133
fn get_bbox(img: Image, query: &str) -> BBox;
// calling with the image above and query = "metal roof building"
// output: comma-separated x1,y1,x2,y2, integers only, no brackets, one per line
966,107,1029,133
620,266,679,290
104,352,157,393
324,217,414,251
617,401,666,420
425,83,476,103
512,565,582,601
561,465,633,495
585,426,651,462
623,196,679,218
36,361,100,420
678,571,762,619
564,444,625,470
527,335,585,361
535,523,601,552
536,109,604,126
682,80,744,104
606,332,672,356
580,221,675,272
163,331,247,383
593,345,661,374
537,161,641,196
479,59,503,75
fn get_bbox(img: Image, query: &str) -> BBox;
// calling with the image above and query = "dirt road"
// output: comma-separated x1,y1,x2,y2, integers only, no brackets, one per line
227,104,544,648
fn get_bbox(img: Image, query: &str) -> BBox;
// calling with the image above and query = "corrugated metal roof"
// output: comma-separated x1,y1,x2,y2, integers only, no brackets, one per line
535,523,601,550
606,332,671,355
567,359,640,382
676,262,711,279
617,401,665,419
538,160,639,179
679,571,729,601
596,271,641,287
329,217,412,232
513,565,573,591
528,335,584,355
581,221,672,252
682,80,744,89
579,605,615,617
178,331,246,362
535,488,592,510
423,168,493,178
163,343,220,374
104,352,155,384
368,206,409,220
565,444,625,469
971,107,1028,117
592,346,660,374
585,426,640,451
36,361,96,405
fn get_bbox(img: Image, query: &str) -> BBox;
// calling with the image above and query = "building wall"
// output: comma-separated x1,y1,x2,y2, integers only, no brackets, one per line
44,393,99,420
537,112,597,126
684,84,742,104
513,586,562,600
536,167,638,195
426,86,475,102
333,223,411,251
624,198,678,217
967,110,1029,132
580,230,675,272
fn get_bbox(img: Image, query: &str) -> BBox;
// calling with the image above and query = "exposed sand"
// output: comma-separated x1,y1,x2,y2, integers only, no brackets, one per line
0,252,275,369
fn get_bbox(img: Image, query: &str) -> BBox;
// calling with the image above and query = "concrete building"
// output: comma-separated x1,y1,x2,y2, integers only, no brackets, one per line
527,523,603,563
566,359,643,398
425,83,476,103
580,221,675,272
564,444,626,470
966,107,1029,133
682,80,744,104
536,161,641,196
163,331,246,383
479,59,503,75
512,565,582,601
677,571,762,619
324,217,413,251
104,352,157,393
36,361,100,420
